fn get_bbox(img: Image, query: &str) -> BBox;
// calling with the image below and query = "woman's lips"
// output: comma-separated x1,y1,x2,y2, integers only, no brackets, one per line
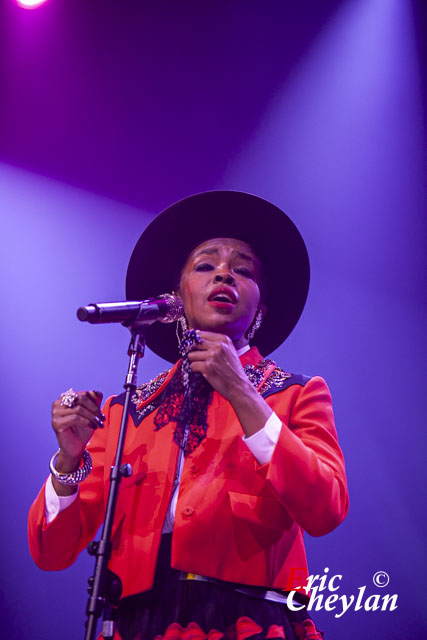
208,299,236,311
207,287,238,312
207,286,238,304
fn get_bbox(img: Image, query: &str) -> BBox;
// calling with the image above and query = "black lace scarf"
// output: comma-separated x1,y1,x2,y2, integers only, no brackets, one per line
153,342,213,457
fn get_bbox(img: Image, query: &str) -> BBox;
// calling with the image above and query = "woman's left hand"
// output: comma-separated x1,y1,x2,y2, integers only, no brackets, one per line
187,331,273,437
186,331,250,402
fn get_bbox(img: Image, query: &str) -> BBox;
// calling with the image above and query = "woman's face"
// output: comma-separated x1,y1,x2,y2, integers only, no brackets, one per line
179,237,263,348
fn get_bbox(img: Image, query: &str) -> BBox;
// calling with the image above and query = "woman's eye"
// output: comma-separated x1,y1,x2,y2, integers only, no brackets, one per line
195,263,214,272
235,267,254,279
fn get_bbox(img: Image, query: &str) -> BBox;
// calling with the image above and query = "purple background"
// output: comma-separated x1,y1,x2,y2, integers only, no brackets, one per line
0,1,426,638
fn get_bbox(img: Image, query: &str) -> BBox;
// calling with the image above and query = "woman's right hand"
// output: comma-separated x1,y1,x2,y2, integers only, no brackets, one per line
51,390,104,483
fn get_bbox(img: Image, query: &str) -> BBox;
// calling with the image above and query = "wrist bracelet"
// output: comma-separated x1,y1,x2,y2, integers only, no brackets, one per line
49,449,93,485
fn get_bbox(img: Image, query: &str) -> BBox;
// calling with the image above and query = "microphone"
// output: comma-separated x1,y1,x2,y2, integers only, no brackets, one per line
77,294,184,326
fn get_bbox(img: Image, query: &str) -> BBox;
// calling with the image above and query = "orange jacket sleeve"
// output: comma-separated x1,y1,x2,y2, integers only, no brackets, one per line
27,396,114,571
265,376,349,536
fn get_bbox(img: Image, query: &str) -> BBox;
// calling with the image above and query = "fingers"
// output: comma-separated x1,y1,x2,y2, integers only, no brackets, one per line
80,391,105,423
187,336,232,361
56,405,103,431
88,389,103,404
50,389,104,464
188,362,206,377
52,390,105,431
195,331,230,344
186,332,232,357
187,348,211,361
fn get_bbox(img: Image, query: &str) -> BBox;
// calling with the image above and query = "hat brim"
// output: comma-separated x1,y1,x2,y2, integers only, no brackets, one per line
126,190,310,363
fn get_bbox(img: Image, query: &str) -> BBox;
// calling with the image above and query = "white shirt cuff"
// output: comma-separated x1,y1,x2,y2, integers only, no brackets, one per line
242,411,282,465
44,474,78,524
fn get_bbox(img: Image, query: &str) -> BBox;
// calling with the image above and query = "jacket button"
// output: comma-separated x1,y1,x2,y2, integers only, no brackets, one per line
190,463,199,473
183,506,194,517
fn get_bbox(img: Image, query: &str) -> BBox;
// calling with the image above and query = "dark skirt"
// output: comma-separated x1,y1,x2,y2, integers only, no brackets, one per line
117,534,323,640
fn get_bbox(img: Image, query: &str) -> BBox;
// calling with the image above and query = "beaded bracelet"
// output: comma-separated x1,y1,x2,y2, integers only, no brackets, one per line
49,449,93,485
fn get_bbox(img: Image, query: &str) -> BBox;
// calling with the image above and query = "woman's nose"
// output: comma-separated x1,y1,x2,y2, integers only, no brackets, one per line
214,272,235,286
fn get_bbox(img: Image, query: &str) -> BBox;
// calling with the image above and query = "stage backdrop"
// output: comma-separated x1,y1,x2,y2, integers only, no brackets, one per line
0,1,425,639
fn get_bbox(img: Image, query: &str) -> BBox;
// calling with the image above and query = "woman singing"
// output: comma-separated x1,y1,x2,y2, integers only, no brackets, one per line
28,191,349,639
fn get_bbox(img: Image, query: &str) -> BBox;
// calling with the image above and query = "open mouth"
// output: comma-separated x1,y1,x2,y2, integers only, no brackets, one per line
210,294,233,303
208,287,238,306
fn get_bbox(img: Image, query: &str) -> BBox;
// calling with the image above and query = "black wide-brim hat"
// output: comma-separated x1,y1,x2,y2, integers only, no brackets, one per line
126,190,310,363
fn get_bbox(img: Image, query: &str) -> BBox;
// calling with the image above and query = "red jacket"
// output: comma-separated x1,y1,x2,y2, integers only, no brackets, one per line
28,347,349,599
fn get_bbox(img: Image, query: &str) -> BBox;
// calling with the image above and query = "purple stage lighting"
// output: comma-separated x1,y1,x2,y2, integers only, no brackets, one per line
16,0,48,8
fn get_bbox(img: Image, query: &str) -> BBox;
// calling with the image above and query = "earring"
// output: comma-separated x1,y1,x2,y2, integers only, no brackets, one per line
176,315,188,348
247,309,263,341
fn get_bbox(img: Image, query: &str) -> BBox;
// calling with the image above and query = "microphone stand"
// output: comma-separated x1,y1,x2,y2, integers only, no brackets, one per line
84,323,147,640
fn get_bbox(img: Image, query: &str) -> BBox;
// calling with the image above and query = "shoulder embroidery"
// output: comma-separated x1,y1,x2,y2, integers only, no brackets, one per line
131,369,171,420
244,358,278,388
259,365,293,394
117,360,310,425
244,359,311,397
132,369,171,403
244,358,291,394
